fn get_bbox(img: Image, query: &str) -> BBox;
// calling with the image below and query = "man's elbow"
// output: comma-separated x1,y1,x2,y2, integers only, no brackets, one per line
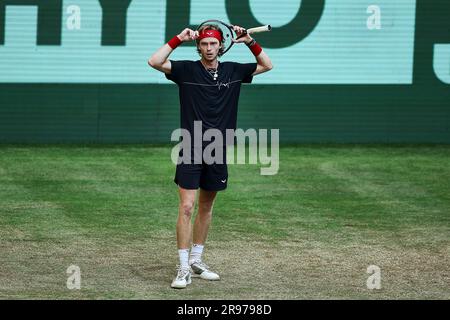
265,62,273,72
148,56,162,70
148,58,156,69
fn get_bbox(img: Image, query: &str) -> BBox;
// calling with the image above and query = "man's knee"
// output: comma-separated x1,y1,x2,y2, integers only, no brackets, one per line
198,200,214,215
180,201,195,217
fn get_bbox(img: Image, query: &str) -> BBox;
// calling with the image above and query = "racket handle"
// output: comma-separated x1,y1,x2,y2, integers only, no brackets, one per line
246,25,272,34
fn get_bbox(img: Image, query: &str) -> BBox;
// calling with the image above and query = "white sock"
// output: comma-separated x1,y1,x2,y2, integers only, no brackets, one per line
178,249,190,268
189,244,204,265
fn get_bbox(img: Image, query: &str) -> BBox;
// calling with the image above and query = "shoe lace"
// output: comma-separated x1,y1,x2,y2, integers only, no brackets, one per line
192,260,209,270
176,265,190,280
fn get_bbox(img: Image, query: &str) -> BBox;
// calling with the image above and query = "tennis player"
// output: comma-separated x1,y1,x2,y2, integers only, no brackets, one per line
148,24,272,289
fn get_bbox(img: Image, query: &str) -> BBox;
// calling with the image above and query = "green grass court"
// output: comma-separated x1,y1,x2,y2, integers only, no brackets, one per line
0,145,449,299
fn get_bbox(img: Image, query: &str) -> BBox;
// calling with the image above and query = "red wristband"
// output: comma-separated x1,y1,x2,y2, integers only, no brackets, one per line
248,41,262,56
167,35,182,49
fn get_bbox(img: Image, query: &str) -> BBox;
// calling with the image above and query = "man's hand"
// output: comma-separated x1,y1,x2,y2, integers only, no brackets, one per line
232,25,252,44
177,28,199,42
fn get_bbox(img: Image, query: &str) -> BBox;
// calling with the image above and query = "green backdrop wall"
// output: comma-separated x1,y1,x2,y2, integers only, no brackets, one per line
0,0,449,143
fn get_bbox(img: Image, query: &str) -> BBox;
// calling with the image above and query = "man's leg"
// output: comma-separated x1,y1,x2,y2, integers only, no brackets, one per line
192,189,217,246
177,187,197,250
189,188,220,280
171,187,197,289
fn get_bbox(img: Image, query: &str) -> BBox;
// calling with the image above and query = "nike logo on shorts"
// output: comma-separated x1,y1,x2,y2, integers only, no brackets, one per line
221,179,227,183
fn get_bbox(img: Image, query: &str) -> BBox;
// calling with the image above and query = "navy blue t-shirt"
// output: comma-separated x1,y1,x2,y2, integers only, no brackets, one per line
165,60,257,146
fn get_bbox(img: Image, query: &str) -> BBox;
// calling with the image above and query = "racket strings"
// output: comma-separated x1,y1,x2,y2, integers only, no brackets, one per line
217,24,233,53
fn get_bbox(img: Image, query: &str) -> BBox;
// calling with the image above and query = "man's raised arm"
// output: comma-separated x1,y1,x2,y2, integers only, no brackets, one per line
148,28,199,74
250,48,273,76
232,26,273,76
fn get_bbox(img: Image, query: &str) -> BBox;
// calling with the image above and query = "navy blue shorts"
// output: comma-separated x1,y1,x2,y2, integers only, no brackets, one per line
174,162,228,191
174,147,228,191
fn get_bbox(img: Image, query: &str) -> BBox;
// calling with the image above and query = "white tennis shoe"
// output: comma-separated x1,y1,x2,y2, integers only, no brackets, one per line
190,260,220,281
171,265,192,289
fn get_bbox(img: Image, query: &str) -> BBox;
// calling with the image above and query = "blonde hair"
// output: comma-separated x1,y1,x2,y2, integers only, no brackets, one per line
196,24,225,57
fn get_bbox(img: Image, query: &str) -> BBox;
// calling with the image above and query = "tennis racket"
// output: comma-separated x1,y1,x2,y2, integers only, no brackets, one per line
196,19,271,55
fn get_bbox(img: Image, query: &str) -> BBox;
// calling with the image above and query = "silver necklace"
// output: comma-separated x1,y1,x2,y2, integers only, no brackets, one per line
201,61,219,80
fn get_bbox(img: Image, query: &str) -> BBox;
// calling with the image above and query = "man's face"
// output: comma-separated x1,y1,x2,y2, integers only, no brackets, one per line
198,37,221,61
